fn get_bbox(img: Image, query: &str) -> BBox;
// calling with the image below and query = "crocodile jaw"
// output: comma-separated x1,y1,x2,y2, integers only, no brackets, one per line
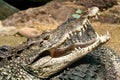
25,31,110,78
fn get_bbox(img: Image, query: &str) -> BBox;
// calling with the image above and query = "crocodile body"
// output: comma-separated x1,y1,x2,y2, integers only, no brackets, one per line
0,16,119,80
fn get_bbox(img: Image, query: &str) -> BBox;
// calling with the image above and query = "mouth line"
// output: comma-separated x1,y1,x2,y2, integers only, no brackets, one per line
49,38,96,58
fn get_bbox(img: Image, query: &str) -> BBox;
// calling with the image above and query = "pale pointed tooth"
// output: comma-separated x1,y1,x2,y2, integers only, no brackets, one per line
92,45,94,49
83,25,85,30
86,19,90,24
82,27,85,32
107,31,110,36
69,31,72,34
80,49,84,53
84,24,87,30
106,31,110,40
92,43,95,47
87,47,91,52
79,32,82,36
67,36,70,39
85,20,88,25
85,48,89,52
99,34,102,37
95,32,100,39
72,50,76,54
78,47,81,50
75,48,79,51
74,32,77,35
68,34,70,37
70,32,74,36
85,21,88,25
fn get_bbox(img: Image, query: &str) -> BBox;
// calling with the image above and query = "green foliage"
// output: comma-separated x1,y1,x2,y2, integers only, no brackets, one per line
72,9,82,19
76,9,82,14
72,14,81,19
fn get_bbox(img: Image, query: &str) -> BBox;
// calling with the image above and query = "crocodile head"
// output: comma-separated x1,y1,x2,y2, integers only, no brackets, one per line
23,17,110,78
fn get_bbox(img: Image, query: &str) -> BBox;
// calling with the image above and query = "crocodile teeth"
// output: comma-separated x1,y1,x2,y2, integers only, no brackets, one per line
83,24,87,30
81,27,85,32
107,31,110,37
68,31,73,37
69,31,72,34
78,47,81,50
74,32,77,35
86,19,90,25
95,32,99,38
75,48,79,51
96,31,110,43
70,32,74,36
79,32,82,37
67,35,70,39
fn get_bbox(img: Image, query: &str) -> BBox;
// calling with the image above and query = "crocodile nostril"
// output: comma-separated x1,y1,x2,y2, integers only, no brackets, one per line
44,35,50,40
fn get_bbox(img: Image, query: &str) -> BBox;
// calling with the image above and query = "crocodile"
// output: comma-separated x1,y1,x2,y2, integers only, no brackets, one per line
0,16,119,80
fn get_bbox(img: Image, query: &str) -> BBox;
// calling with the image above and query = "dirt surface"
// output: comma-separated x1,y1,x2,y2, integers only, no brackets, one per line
70,0,117,10
0,0,120,56
0,36,26,46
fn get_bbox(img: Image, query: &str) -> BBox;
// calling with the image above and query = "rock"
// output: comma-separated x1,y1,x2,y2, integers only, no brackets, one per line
88,6,99,17
18,27,40,38
0,27,17,36
0,0,117,38
1,1,76,36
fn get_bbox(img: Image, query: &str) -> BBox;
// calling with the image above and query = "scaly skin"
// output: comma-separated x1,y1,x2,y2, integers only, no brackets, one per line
92,46,120,80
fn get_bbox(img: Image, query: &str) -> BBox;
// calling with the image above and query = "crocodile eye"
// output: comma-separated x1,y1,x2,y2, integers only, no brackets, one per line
44,35,50,40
